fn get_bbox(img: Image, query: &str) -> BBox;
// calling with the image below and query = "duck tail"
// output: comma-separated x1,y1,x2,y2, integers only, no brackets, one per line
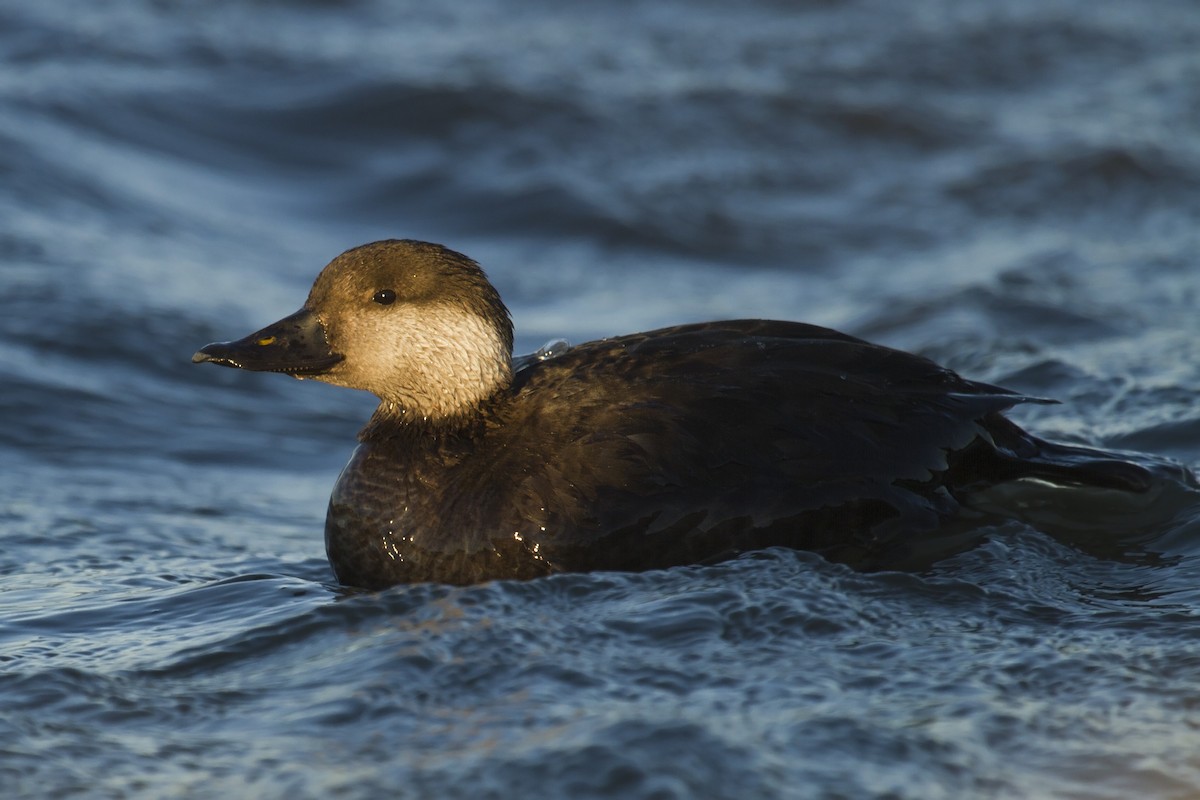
1009,438,1155,492
962,413,1159,493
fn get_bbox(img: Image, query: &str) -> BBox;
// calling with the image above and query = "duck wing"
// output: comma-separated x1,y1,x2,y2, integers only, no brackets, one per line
501,320,1055,570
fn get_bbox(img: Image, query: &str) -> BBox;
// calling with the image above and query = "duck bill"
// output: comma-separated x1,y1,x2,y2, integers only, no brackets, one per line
192,307,343,376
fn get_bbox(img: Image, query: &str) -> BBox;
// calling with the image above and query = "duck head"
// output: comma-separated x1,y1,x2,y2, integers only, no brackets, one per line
193,240,515,420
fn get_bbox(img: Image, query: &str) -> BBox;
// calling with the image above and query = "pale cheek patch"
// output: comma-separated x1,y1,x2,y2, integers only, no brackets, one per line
330,304,510,418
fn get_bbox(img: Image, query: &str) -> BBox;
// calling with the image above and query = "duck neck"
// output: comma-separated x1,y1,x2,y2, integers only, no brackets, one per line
357,388,509,444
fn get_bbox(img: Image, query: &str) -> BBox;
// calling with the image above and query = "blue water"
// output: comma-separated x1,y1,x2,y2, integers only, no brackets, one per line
4,1,1200,797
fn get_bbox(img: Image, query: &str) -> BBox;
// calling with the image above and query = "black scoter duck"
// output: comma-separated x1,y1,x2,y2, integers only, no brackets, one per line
194,240,1155,588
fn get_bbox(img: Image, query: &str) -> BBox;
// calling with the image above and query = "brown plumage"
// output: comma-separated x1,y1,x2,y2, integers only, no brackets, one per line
195,240,1152,588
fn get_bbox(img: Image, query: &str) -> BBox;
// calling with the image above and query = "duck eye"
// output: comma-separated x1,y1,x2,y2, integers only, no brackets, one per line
373,289,397,306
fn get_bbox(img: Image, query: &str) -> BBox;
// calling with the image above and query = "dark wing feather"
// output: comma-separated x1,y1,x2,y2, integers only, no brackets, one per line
499,320,1044,570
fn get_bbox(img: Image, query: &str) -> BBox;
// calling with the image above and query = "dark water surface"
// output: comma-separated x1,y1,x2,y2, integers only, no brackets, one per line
4,1,1200,797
